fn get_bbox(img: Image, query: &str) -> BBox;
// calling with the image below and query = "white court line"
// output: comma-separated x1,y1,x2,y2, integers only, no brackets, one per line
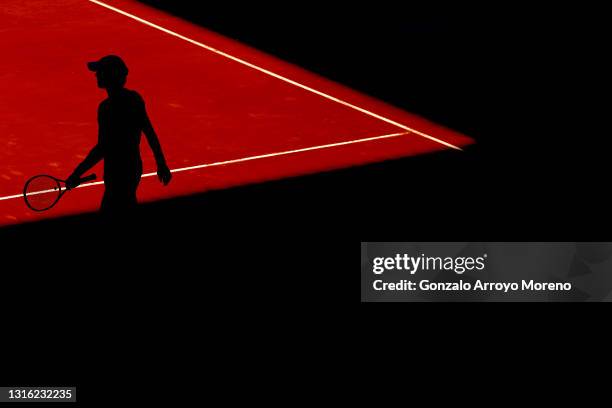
0,131,409,202
87,0,462,151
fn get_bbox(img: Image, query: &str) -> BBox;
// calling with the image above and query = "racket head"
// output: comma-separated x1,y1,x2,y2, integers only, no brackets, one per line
23,175,63,212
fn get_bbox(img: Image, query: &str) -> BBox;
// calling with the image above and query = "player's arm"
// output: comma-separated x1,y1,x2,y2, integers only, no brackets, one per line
142,108,172,185
66,108,105,189
70,144,103,178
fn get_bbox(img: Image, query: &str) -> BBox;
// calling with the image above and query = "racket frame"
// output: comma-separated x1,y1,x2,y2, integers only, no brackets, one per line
23,174,97,212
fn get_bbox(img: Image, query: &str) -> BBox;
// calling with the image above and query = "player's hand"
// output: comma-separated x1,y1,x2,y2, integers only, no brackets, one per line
157,163,172,186
65,173,81,190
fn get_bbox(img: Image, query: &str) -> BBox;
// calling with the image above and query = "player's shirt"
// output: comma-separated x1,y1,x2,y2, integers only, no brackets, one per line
97,88,146,183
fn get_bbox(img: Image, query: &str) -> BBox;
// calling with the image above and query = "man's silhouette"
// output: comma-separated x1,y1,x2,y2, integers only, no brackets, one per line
66,55,171,214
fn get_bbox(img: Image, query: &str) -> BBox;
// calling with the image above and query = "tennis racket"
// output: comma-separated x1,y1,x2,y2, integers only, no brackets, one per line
23,174,97,212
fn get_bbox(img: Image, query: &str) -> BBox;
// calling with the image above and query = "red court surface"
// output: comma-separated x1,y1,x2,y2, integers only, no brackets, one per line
0,0,474,226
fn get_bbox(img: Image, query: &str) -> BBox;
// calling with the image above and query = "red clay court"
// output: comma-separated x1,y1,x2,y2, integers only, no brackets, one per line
0,0,474,226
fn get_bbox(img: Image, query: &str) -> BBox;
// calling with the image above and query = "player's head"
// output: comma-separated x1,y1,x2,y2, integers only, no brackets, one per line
87,55,128,89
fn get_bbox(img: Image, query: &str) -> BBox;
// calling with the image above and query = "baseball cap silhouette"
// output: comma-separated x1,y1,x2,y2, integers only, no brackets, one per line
87,55,128,77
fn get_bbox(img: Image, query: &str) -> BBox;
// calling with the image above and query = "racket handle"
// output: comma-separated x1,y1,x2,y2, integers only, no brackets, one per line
80,174,97,183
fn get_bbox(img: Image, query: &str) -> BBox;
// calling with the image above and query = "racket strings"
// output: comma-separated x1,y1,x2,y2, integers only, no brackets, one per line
24,176,62,211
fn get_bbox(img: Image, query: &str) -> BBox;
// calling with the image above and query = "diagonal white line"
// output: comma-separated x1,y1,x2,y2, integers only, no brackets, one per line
145,131,411,176
0,131,410,203
87,0,463,151
0,193,26,202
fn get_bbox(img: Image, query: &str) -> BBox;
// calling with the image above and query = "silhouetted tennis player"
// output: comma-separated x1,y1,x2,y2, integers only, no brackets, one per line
66,55,171,214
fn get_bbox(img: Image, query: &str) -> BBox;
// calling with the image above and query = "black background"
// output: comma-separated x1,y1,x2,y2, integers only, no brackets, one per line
2,0,610,401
